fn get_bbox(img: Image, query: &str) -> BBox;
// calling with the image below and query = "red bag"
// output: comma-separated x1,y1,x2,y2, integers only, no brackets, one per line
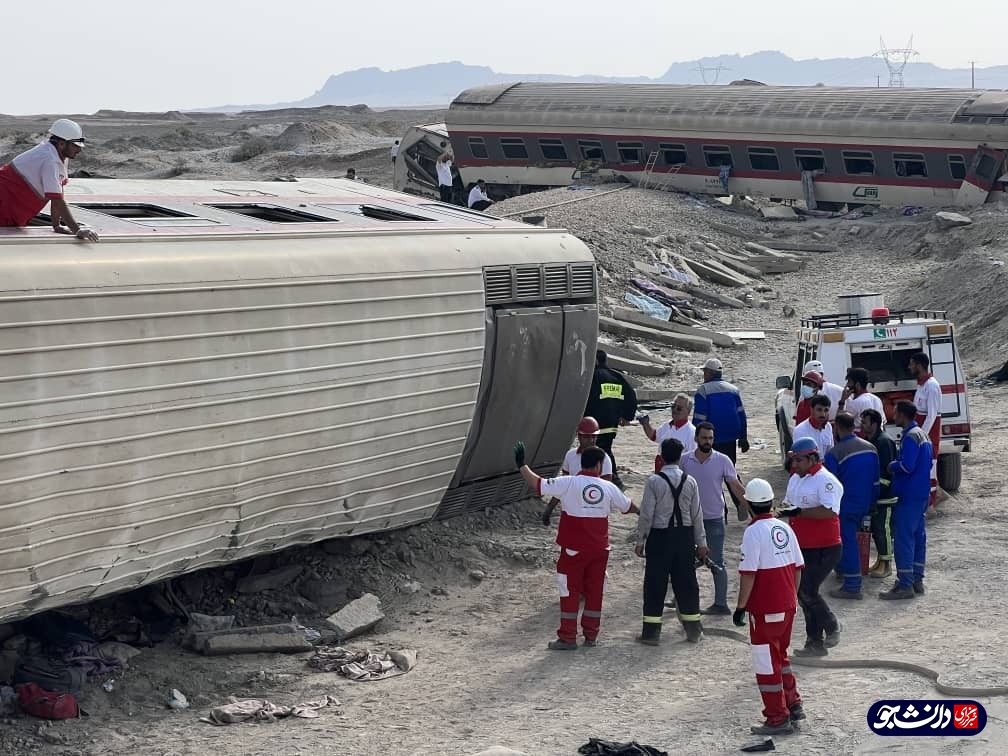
17,683,79,720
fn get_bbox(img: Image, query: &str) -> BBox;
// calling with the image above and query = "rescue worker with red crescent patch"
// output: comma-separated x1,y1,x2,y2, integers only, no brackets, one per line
515,442,637,649
734,478,805,737
541,416,613,525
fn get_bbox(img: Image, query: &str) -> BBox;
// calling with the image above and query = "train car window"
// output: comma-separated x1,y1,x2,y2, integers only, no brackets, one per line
948,155,967,180
975,154,999,180
794,149,826,172
72,203,195,219
578,140,606,162
468,137,489,159
893,152,927,178
747,147,780,172
539,139,569,161
617,142,644,164
500,138,529,159
702,145,733,168
659,144,687,165
206,204,335,223
842,151,875,176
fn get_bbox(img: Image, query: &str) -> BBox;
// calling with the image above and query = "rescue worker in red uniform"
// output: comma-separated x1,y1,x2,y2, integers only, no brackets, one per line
734,478,805,736
541,416,614,525
515,442,637,649
909,352,943,511
0,119,99,241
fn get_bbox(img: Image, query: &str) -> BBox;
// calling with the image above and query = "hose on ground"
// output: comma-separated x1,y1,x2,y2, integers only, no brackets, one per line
702,626,1008,698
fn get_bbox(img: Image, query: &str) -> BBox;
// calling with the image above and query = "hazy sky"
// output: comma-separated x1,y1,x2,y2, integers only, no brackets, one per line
4,0,1004,114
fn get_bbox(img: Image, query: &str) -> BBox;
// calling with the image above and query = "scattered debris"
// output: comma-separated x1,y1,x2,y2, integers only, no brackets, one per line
309,646,418,681
468,569,486,582
200,695,340,725
167,689,189,710
612,307,735,348
599,316,713,353
722,330,766,340
934,211,973,229
759,205,799,221
188,622,313,656
324,593,385,642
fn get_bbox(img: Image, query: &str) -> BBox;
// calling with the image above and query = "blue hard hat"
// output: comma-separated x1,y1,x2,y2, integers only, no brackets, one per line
790,437,819,456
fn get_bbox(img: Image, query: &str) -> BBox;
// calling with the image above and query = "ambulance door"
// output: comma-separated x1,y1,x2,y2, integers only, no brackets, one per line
926,324,970,442
954,146,1006,206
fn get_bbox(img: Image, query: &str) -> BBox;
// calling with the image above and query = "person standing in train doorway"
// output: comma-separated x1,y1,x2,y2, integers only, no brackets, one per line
436,152,454,203
585,350,638,490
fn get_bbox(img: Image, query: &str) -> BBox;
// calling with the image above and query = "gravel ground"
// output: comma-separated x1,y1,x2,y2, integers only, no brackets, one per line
2,181,1007,754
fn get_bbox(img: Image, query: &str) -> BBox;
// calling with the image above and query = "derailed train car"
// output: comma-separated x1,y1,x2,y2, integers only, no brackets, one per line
398,82,1008,209
0,177,598,622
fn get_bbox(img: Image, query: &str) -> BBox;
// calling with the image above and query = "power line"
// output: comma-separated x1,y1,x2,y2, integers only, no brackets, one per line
874,35,919,87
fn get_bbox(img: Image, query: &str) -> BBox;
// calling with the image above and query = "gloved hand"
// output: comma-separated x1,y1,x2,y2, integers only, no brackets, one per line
636,413,650,425
776,507,802,518
541,507,552,526
75,226,100,243
739,438,750,453
733,608,747,627
513,441,526,469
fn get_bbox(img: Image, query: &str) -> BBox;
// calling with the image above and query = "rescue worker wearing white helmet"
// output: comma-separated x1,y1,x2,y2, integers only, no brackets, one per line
777,437,844,658
734,478,805,736
0,119,99,241
541,416,614,525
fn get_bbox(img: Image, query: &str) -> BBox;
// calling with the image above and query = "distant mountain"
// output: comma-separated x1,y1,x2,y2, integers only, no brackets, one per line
200,54,1008,112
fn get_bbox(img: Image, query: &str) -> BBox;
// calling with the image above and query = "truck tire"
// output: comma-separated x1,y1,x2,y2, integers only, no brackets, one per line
937,453,962,492
778,420,793,472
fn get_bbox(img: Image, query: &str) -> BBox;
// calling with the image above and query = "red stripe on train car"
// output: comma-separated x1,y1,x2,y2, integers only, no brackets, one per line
941,384,966,394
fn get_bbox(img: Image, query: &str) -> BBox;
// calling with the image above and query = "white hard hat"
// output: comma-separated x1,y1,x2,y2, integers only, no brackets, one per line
802,359,824,374
744,478,774,504
49,118,84,144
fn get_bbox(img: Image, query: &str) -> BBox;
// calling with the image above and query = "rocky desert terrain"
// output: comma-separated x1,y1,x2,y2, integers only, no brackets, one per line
1,107,1007,755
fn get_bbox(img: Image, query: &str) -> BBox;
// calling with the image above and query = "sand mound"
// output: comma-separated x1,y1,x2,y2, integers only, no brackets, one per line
273,121,355,149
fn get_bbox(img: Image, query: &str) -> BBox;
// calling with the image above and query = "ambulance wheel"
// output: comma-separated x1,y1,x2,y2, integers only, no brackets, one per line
937,453,961,492
778,423,793,472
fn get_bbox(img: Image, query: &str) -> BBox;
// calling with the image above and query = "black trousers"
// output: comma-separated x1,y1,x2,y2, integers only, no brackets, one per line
469,200,493,211
871,501,894,559
643,527,700,626
595,432,618,478
798,544,842,643
438,185,452,203
713,441,743,511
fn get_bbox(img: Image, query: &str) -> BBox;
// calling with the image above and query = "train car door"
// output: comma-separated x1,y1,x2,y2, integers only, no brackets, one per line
955,146,1006,206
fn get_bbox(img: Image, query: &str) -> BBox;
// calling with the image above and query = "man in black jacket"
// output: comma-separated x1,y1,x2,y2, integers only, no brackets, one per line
861,409,897,579
585,350,638,489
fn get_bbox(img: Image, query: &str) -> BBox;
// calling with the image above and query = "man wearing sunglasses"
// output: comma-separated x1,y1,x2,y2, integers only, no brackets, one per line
639,393,697,474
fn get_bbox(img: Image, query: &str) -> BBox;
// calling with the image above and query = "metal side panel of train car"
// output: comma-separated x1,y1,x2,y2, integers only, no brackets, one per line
0,226,594,622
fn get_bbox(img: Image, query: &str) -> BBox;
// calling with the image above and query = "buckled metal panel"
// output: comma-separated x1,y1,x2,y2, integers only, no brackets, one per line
451,307,563,481
531,305,599,467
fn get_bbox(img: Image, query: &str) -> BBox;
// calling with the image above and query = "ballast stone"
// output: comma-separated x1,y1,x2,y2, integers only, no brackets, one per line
325,593,385,641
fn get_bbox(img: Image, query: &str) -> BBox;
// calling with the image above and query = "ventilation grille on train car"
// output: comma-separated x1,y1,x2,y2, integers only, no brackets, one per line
483,263,596,305
435,469,549,520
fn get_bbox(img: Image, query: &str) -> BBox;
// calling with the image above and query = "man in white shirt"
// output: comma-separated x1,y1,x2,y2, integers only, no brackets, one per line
639,393,697,473
390,140,399,165
541,416,613,525
838,367,884,435
0,118,98,242
436,153,454,203
910,352,943,509
467,179,493,211
793,394,834,464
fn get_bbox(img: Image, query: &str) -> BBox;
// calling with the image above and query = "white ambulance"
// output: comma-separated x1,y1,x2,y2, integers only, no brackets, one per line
774,294,971,490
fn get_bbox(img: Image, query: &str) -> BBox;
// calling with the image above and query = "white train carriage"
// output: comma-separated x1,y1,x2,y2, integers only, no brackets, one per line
439,82,1008,209
0,177,598,622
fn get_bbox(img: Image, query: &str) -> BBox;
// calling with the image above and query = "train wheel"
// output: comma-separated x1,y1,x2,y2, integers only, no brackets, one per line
937,453,962,492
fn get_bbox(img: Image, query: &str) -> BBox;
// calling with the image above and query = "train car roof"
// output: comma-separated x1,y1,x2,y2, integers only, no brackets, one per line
449,82,1008,127
0,177,535,241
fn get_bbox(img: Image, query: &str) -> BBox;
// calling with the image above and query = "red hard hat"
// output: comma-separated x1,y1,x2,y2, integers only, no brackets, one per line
577,416,600,435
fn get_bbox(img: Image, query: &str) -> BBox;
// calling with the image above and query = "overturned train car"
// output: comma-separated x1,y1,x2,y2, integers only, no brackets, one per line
0,178,598,622
401,82,1008,210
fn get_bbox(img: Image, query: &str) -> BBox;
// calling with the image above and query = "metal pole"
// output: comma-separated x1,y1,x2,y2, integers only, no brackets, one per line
971,61,975,88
